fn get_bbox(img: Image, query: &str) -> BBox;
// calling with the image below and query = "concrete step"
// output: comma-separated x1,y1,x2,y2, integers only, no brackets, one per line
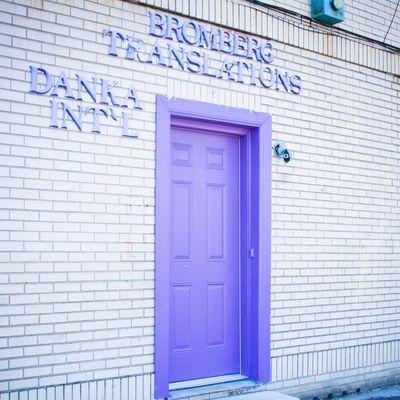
214,391,300,400
169,376,300,400
169,377,263,399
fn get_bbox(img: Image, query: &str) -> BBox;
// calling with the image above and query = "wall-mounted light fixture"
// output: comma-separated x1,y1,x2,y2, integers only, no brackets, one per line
274,141,292,163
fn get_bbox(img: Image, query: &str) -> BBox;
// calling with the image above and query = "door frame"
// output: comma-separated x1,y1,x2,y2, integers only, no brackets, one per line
155,95,271,398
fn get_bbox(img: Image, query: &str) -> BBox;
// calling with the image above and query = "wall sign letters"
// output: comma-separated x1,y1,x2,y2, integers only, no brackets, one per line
28,66,142,137
103,11,302,94
27,10,302,136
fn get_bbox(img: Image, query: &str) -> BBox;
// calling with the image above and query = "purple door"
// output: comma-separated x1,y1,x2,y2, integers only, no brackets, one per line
169,126,240,382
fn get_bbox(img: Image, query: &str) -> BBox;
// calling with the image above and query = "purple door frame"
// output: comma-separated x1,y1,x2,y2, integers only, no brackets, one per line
155,95,271,399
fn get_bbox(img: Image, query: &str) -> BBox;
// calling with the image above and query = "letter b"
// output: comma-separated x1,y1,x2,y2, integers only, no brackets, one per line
148,10,167,37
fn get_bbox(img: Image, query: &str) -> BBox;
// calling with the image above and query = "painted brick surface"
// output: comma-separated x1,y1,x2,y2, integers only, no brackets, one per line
246,0,400,47
136,0,400,76
0,0,399,399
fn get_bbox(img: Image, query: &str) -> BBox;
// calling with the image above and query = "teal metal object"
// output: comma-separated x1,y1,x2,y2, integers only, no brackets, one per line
311,0,345,25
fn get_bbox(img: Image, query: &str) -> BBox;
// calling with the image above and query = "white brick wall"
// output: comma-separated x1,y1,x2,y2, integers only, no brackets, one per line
245,0,400,47
136,0,400,76
0,0,399,399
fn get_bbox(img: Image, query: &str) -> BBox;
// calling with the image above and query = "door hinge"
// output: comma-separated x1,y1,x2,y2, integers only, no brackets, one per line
249,248,255,258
